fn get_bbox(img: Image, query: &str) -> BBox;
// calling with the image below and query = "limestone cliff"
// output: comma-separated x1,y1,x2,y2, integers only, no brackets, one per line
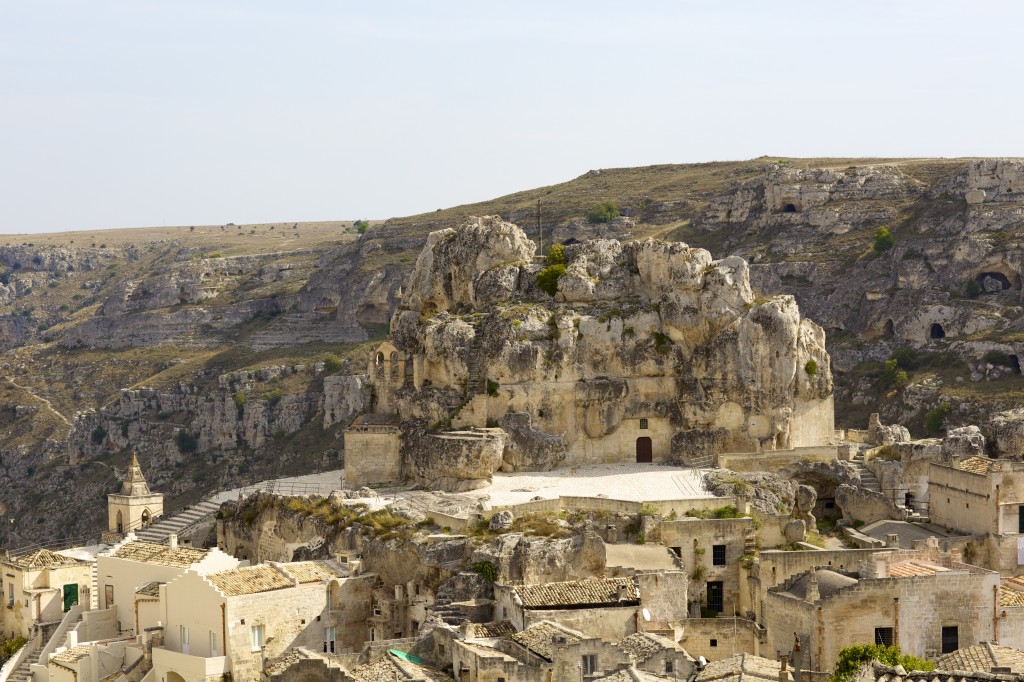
383,216,833,469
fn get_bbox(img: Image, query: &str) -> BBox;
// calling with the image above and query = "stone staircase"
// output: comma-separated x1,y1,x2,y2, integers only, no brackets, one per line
133,500,222,544
850,451,881,493
3,641,38,682
465,350,486,396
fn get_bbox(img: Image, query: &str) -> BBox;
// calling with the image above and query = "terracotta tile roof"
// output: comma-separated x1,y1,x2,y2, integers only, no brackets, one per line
888,561,948,578
207,565,292,596
50,645,91,669
8,548,83,570
959,457,996,474
937,643,1024,673
696,653,783,682
1001,587,1024,607
596,667,676,681
279,561,342,584
112,541,208,568
508,621,582,661
464,621,516,639
135,581,164,600
1004,575,1024,591
617,632,681,663
513,577,637,608
868,659,1022,682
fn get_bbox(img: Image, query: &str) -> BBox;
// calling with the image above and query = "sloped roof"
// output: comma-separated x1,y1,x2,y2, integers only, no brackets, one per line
465,621,516,639
595,667,676,681
867,659,1022,682
959,457,996,475
1001,588,1024,607
888,561,948,578
513,577,637,608
780,570,858,601
508,621,583,661
279,561,342,584
111,541,208,568
618,632,682,664
50,645,91,670
8,548,83,570
135,581,164,600
207,565,292,596
696,653,783,682
937,643,1024,673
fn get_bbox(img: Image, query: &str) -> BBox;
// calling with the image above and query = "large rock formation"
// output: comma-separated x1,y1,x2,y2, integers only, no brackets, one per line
381,216,834,467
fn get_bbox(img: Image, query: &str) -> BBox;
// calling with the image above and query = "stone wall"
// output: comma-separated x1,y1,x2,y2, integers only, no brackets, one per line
343,429,401,486
680,617,764,662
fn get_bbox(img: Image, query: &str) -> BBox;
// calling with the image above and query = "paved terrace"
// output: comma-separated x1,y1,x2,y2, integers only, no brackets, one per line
463,463,716,507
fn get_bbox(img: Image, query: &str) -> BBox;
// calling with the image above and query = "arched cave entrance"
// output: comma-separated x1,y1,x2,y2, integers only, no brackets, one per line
884,319,895,338
782,203,797,213
930,323,946,339
636,437,653,463
976,271,1013,293
141,509,150,526
562,238,579,246
1012,355,1022,375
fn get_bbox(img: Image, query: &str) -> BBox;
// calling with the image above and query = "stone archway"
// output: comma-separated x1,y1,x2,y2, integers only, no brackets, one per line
141,509,151,526
976,271,1013,292
636,437,653,463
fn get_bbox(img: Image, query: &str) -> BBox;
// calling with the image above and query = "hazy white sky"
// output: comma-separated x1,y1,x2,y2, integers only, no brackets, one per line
2,1,1023,233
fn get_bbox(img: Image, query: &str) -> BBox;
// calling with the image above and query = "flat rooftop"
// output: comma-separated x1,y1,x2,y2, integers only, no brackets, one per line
466,463,717,507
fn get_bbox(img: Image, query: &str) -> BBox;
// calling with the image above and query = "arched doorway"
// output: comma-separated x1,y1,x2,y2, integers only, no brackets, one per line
167,672,187,682
930,323,946,339
116,510,123,533
636,437,653,463
141,509,150,526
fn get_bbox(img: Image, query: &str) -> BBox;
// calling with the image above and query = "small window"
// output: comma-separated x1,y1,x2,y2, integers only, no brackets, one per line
875,627,894,646
942,626,958,654
639,418,649,430
251,624,265,651
712,545,727,566
666,661,674,674
210,631,218,657
323,626,336,654
582,654,598,676
502,606,508,619
670,547,682,558
710,639,718,647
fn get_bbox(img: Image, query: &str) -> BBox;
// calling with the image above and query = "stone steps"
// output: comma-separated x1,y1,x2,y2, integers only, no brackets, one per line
850,454,881,493
465,351,485,396
133,500,223,544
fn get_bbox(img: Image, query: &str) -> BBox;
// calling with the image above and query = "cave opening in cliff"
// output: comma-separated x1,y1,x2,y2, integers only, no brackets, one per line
975,271,1012,292
782,203,797,213
1012,355,1022,375
930,323,946,339
884,319,895,337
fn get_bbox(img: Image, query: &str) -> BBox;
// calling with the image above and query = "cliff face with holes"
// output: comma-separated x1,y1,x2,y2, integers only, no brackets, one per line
376,216,833,475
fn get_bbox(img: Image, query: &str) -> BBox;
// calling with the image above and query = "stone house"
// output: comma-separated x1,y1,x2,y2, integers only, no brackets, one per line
765,542,1000,672
369,578,434,643
152,559,365,682
451,620,693,682
96,533,239,635
694,652,785,682
0,548,92,640
928,456,1024,575
493,573,687,643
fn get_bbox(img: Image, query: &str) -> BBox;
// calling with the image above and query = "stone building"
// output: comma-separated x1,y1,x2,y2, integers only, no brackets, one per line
493,572,687,643
765,541,1000,672
106,451,163,538
0,548,92,640
928,456,1024,575
151,559,358,682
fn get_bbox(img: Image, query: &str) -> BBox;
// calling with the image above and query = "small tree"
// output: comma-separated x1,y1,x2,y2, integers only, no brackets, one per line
536,264,566,296
586,201,620,224
353,219,370,234
924,403,951,435
829,644,933,682
873,226,895,252
546,244,566,265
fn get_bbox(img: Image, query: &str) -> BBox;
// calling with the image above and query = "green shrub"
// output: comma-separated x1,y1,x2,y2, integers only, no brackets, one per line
323,354,343,373
586,201,620,224
546,244,566,265
965,278,982,298
829,644,933,682
263,389,284,406
651,331,671,353
880,359,909,389
924,403,951,435
273,427,286,439
873,226,895,252
805,359,818,376
0,636,27,662
354,219,370,234
233,390,247,408
473,560,498,583
486,379,500,397
536,264,566,296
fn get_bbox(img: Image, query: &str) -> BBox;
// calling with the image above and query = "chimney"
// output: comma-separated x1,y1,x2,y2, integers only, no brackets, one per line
886,533,900,549
618,584,632,601
804,571,819,603
168,534,178,550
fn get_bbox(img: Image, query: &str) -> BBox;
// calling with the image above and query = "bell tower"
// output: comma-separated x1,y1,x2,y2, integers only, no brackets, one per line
106,451,164,536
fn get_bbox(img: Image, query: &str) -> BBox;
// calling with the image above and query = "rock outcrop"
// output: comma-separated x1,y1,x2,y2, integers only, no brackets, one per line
381,216,834,469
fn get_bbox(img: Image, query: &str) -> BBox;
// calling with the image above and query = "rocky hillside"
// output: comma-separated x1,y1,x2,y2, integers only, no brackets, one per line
3,158,1024,545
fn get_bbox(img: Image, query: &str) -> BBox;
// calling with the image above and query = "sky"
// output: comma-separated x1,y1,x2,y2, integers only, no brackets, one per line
2,1,1023,233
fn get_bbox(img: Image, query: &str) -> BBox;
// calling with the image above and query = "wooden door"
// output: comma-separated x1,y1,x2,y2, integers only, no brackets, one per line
636,437,653,463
